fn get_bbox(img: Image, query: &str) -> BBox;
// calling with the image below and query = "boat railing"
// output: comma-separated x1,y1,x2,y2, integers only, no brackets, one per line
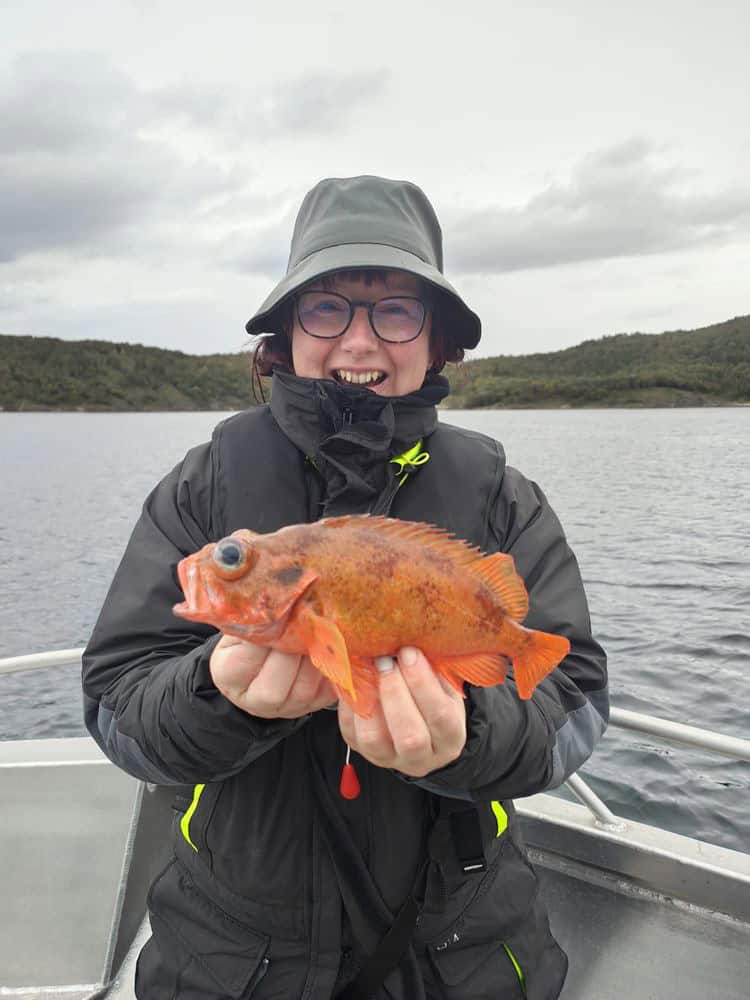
3,647,750,831
3,648,750,1000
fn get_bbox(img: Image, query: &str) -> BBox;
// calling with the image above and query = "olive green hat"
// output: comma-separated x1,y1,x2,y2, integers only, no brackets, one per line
245,175,481,350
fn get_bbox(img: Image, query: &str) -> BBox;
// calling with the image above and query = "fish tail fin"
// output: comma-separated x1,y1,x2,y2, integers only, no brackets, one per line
512,628,570,699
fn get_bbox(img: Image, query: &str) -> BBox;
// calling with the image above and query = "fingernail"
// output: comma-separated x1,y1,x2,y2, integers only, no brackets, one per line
399,647,418,668
375,655,395,674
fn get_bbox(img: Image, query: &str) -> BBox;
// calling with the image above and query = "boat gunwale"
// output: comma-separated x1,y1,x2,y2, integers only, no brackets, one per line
3,649,750,997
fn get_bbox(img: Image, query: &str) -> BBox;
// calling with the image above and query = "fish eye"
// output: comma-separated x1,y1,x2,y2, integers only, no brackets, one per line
212,537,250,579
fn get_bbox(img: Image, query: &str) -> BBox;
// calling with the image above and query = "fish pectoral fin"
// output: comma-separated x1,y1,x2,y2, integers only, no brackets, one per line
431,652,510,691
471,552,529,622
300,610,356,701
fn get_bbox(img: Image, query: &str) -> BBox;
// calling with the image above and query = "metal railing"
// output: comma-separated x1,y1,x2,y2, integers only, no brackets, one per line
3,647,750,829
0,647,85,675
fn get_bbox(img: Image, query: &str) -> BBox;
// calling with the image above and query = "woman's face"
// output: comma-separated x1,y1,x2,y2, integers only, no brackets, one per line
290,271,433,397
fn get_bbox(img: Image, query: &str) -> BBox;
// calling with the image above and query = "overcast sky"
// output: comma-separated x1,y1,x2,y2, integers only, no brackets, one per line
2,0,749,358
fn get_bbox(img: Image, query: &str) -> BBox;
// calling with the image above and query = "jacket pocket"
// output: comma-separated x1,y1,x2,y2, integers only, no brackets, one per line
427,937,526,999
419,833,539,945
136,858,270,1000
421,837,567,1000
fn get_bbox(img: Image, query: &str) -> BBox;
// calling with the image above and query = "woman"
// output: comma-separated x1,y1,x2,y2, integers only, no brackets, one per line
83,175,608,999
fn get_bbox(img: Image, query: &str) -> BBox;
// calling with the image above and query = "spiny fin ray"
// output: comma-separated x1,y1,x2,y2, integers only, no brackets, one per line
432,652,510,689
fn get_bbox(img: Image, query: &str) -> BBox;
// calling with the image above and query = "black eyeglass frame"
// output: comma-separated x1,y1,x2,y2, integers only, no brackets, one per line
295,291,429,344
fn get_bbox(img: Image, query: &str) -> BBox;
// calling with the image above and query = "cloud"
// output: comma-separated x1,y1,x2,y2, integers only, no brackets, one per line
0,51,134,155
0,278,52,313
218,208,298,277
265,71,386,135
0,52,387,263
446,139,750,274
148,70,387,140
0,52,240,261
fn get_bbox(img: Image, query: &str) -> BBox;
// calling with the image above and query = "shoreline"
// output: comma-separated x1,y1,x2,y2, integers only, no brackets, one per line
2,401,750,414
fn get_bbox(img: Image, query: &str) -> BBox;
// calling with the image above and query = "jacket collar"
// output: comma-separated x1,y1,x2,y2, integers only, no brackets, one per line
269,371,449,516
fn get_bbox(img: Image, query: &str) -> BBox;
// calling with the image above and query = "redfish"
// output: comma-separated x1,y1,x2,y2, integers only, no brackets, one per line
173,515,570,718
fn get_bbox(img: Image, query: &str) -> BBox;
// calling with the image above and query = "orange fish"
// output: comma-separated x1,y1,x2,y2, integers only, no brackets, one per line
173,515,570,718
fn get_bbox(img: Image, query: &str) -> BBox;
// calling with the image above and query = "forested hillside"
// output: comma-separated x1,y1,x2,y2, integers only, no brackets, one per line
0,336,254,411
1,314,748,410
447,315,750,407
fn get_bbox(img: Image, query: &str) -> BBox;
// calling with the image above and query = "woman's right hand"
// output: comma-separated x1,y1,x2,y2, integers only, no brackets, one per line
209,635,338,719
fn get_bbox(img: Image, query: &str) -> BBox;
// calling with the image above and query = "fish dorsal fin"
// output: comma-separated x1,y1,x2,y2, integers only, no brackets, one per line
319,515,529,620
318,515,485,570
470,552,529,622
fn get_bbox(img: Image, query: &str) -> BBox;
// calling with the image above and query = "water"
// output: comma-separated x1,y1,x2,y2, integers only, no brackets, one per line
1,408,748,853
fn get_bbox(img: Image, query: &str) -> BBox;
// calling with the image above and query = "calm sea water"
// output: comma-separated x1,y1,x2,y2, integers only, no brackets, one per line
1,409,748,853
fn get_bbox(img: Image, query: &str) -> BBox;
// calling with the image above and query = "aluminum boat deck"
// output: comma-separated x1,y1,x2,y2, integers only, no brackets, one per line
2,649,749,999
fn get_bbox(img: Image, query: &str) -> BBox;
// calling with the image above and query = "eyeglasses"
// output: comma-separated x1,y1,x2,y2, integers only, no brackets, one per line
296,291,428,344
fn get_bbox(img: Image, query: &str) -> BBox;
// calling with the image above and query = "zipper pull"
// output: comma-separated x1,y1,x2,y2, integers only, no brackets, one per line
339,744,361,800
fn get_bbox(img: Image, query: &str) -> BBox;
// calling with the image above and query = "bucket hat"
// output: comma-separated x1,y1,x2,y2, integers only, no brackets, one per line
245,175,481,350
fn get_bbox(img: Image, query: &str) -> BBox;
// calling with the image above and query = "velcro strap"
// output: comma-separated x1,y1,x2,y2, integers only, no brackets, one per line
449,807,487,874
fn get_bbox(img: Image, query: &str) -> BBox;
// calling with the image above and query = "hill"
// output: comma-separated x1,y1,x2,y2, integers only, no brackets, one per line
0,336,255,411
446,315,750,408
0,314,748,411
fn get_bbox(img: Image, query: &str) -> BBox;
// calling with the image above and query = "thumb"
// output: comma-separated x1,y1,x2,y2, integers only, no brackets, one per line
210,635,268,690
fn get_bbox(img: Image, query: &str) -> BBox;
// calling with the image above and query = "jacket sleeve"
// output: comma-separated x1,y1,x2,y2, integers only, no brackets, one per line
410,466,609,802
81,441,308,786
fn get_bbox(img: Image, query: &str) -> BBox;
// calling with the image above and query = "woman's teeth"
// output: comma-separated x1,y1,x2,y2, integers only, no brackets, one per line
335,370,386,385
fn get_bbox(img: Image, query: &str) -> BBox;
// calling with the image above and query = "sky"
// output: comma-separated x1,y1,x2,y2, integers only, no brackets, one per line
1,0,749,358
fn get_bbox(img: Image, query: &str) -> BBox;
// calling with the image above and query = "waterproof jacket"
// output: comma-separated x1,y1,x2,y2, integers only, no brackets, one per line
82,372,608,1000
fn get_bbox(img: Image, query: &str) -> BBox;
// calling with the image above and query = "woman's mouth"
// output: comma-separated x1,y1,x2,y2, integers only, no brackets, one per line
333,369,387,387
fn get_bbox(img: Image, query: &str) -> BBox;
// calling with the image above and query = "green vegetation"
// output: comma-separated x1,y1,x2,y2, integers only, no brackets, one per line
0,336,256,411
0,314,748,411
446,314,750,408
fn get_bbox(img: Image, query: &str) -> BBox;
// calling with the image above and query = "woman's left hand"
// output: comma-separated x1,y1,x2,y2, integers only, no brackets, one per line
337,647,467,778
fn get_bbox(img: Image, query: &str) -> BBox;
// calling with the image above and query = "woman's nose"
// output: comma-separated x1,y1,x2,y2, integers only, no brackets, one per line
341,305,378,350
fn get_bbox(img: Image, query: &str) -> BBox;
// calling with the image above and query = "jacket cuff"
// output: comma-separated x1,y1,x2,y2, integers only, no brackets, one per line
188,641,308,740
181,639,310,758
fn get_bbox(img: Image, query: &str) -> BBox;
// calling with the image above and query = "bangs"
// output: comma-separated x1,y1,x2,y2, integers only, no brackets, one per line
313,269,425,294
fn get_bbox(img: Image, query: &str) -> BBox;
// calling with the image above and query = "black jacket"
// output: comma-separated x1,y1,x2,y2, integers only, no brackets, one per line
83,372,608,999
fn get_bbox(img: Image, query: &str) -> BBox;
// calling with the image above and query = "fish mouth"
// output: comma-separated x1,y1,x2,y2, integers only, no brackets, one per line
172,552,297,641
173,555,216,623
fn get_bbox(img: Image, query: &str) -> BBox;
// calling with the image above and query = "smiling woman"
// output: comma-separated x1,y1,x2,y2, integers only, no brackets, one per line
247,177,477,401
294,271,434,396
250,266,467,400
82,174,608,1000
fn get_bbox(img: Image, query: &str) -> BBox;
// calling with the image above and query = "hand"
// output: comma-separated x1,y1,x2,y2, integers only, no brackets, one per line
338,647,467,778
210,635,338,719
